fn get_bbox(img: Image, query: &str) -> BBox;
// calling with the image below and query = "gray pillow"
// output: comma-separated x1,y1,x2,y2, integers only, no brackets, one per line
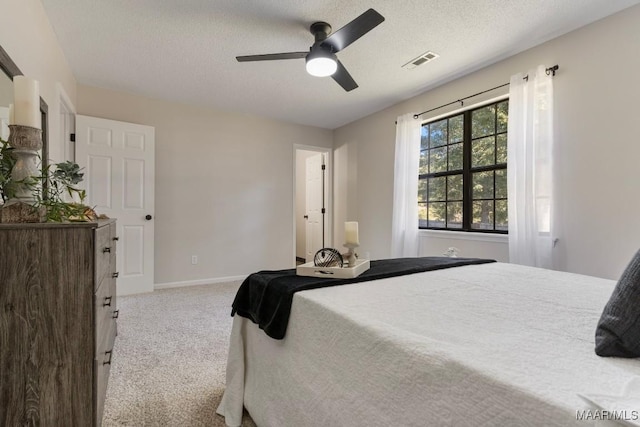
595,249,640,357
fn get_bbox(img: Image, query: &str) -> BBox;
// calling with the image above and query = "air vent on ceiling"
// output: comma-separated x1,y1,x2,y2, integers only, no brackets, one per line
402,51,439,70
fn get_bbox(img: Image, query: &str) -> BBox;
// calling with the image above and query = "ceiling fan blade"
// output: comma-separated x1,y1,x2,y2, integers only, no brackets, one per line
321,9,384,53
332,60,358,92
236,52,308,62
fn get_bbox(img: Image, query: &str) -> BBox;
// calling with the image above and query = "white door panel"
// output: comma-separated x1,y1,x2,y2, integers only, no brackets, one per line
305,153,325,261
87,155,112,209
122,225,144,275
76,115,154,295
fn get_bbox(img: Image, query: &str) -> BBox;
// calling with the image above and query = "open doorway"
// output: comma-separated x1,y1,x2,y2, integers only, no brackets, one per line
294,145,331,266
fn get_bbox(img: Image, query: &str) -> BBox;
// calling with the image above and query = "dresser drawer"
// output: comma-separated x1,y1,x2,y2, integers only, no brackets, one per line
109,222,118,278
95,225,114,290
95,322,116,427
95,276,117,354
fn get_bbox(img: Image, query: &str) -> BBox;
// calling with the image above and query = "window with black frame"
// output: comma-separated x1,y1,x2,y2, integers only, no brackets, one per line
418,99,508,232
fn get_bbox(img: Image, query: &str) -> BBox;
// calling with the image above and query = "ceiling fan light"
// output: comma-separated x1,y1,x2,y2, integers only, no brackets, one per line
306,56,337,77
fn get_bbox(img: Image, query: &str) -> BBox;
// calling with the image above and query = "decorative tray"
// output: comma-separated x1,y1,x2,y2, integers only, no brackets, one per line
296,259,370,279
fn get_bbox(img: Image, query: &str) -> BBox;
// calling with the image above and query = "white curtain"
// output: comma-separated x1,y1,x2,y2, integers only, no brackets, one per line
507,65,555,268
391,113,421,258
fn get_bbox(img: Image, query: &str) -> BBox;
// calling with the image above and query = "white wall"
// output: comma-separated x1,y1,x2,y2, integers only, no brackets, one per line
0,0,77,163
77,85,333,286
334,4,640,280
418,231,509,262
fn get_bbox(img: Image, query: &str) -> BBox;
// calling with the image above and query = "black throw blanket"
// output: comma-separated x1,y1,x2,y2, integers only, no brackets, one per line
232,256,496,339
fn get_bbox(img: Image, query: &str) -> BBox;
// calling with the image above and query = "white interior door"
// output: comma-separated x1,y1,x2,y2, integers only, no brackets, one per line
59,98,75,162
305,153,325,261
76,115,154,295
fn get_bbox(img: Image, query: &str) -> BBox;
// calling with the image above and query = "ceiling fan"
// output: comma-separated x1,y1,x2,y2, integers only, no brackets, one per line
236,9,385,92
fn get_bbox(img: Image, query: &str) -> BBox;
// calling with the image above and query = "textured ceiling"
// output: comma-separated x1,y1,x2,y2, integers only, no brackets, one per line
40,0,640,129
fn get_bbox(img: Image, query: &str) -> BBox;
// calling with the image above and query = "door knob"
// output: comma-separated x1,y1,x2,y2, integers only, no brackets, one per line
145,215,152,220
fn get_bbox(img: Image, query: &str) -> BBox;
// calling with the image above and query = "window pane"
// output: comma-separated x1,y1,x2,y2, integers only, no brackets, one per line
419,150,428,174
472,136,495,167
471,105,495,138
429,147,447,173
496,134,507,164
418,179,428,202
448,143,463,171
472,200,494,230
418,203,428,228
449,115,463,143
497,101,509,133
447,174,463,201
447,202,463,228
419,99,508,234
496,199,508,231
428,176,446,202
430,120,447,147
421,125,429,150
473,171,494,199
495,169,507,199
428,202,446,228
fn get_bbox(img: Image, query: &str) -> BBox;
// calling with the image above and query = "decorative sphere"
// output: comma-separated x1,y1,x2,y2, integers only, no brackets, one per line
314,248,344,268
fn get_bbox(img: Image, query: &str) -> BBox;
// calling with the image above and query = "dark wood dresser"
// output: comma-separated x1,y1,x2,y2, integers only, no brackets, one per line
0,219,118,426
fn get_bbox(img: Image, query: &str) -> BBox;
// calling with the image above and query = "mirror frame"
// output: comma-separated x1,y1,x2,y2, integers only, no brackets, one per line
0,44,49,176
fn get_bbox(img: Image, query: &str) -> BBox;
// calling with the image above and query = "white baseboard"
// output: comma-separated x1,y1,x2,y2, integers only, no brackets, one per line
154,274,248,290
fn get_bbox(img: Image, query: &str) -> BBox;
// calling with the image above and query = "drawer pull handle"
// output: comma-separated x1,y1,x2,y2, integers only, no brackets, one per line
112,272,119,278
103,247,111,253
104,350,113,365
113,236,119,241
113,310,120,319
103,296,112,307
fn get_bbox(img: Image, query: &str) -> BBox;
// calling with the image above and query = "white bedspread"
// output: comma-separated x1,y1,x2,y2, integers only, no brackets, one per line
217,263,640,426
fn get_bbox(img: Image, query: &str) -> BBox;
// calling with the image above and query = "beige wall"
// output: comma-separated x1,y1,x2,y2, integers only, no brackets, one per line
334,4,640,280
77,85,333,285
0,0,77,163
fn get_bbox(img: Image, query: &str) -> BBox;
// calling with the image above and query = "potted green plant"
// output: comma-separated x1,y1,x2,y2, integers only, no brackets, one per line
0,136,94,222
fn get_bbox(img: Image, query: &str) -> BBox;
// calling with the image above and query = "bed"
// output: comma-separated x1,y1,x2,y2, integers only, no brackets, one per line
217,261,640,426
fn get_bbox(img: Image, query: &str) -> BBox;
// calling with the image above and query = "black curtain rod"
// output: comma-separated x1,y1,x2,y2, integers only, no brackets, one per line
411,65,559,120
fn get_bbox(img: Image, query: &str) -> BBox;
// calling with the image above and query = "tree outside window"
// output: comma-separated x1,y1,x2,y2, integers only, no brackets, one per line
418,99,508,233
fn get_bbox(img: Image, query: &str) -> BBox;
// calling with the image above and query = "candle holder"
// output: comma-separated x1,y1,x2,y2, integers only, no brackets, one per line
0,124,46,223
343,243,359,266
7,124,42,202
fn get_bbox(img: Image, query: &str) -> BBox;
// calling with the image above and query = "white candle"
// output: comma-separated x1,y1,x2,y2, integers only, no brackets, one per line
8,104,14,125
345,221,359,245
13,76,41,129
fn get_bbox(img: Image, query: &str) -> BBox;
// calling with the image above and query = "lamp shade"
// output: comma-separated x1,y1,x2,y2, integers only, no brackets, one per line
305,49,337,77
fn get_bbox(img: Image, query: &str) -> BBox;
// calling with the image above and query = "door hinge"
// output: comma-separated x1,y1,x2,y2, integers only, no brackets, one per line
321,208,325,214
70,133,76,142
321,164,326,170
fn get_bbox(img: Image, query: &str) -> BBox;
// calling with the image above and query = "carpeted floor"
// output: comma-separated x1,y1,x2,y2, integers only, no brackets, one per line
102,281,256,427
